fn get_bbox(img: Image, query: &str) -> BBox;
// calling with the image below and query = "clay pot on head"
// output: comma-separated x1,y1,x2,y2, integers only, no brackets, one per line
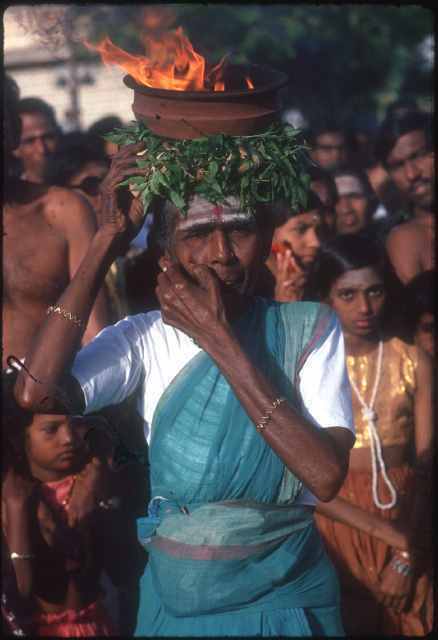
123,64,289,140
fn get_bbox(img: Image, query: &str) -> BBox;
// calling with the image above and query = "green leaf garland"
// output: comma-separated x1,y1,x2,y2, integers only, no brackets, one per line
104,121,311,217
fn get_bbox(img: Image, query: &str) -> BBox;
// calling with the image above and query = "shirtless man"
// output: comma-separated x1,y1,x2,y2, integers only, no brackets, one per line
3,75,110,369
375,111,434,284
12,97,60,185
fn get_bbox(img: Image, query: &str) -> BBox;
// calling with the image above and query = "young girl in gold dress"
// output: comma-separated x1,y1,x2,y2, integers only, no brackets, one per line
305,234,433,636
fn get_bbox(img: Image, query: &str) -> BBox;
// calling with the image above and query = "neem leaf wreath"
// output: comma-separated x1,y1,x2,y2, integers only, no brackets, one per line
105,122,311,216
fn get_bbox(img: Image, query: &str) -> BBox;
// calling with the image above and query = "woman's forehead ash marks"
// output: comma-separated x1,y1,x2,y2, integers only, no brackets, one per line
335,175,365,196
177,200,254,231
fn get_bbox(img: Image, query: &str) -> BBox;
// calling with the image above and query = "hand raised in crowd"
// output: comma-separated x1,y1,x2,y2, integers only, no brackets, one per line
273,248,306,302
156,256,230,348
98,141,148,245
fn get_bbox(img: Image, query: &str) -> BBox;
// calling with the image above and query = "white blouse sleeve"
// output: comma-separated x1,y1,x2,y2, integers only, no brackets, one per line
298,313,355,435
71,316,148,414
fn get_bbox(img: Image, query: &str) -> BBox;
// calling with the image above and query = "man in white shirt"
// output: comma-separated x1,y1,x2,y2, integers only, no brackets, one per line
16,139,355,637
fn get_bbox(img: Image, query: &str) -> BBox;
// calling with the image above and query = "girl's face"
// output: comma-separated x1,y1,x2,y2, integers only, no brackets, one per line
272,210,323,269
25,414,87,481
327,266,385,338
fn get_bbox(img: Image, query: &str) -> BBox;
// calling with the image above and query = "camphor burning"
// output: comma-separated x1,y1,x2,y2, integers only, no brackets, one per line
84,10,254,92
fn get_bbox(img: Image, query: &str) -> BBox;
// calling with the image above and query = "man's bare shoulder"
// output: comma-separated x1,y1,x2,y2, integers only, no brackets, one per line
44,186,95,227
386,219,422,245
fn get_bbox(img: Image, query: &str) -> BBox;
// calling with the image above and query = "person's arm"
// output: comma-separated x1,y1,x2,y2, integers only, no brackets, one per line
316,496,408,549
49,187,111,344
3,470,36,598
156,261,353,502
368,349,433,609
385,225,420,285
407,349,433,561
14,142,146,414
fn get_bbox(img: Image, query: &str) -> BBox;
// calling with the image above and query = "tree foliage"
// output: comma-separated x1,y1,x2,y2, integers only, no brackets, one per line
67,4,433,124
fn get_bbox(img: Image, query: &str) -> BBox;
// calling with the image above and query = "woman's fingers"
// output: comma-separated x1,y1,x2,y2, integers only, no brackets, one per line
117,141,146,157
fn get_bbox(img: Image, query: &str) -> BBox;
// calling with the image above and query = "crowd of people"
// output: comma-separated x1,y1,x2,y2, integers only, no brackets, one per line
2,69,434,637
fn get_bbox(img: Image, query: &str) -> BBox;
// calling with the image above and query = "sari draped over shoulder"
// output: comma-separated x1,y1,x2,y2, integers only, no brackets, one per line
135,298,343,636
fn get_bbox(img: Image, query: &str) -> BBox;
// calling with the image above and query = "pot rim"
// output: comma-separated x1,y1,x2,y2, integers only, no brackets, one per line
123,64,289,100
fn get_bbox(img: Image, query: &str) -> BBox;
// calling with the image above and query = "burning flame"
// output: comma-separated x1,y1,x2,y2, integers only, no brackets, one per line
84,25,254,92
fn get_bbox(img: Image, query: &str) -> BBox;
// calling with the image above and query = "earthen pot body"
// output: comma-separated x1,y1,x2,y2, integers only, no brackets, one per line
123,64,288,139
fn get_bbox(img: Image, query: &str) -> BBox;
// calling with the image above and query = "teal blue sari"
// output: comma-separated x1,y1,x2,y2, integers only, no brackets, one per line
135,299,344,636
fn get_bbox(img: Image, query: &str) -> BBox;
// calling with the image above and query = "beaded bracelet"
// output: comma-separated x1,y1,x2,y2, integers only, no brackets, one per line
255,397,286,432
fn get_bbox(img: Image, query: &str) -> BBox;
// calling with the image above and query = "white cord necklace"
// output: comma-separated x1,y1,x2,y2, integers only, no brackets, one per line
348,340,397,510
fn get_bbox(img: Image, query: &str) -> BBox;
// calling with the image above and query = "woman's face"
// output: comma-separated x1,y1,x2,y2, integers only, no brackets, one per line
327,266,385,338
334,174,370,235
272,210,323,269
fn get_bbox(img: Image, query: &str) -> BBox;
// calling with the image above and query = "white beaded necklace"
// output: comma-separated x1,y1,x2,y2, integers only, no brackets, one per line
348,340,397,510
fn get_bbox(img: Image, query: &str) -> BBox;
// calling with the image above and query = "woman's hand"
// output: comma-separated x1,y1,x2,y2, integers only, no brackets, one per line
67,457,107,528
375,555,414,612
156,257,230,348
273,250,306,302
98,142,148,246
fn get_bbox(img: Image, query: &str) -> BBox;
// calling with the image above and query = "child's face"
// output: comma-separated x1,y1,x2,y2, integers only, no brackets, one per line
327,266,385,339
25,414,87,481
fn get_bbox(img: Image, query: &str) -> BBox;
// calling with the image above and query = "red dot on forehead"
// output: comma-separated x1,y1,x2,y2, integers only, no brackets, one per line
212,205,223,219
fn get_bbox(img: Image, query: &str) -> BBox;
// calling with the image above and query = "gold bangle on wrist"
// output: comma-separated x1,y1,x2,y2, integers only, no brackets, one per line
47,304,85,328
255,397,286,432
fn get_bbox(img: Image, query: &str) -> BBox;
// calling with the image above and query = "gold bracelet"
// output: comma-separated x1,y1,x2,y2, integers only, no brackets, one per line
255,397,286,432
10,552,35,560
47,305,85,328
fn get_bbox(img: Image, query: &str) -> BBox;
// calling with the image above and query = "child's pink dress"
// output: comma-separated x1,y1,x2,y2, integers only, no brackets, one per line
34,475,115,637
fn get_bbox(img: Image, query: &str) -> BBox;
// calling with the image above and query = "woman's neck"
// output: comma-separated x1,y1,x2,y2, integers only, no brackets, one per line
344,331,381,357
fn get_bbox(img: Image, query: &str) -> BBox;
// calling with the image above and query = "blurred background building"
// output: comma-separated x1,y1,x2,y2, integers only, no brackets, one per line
4,6,132,131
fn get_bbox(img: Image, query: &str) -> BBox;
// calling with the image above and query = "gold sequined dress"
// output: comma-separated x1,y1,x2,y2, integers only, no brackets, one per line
315,337,433,636
348,337,417,451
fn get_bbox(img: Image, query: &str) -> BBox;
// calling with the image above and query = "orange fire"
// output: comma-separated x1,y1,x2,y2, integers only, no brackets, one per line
84,25,254,92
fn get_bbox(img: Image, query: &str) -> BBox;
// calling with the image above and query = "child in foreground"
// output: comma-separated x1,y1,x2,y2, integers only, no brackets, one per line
2,369,118,637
